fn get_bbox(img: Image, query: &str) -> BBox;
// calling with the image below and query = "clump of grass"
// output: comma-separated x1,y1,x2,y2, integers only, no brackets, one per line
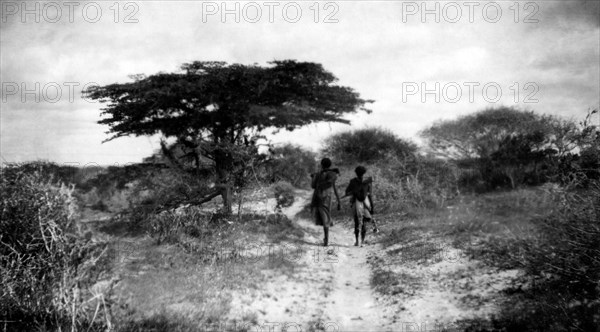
370,268,421,297
115,310,219,332
456,187,566,271
1,163,111,331
111,210,302,331
387,241,444,264
459,181,600,331
379,226,422,248
110,177,305,330
147,206,213,245
271,181,295,211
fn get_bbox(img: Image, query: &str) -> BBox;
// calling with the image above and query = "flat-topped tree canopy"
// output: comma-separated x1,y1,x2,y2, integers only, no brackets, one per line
85,60,373,213
86,60,372,143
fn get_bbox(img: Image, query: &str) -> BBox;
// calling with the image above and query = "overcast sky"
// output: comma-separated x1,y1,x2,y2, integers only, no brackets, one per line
1,0,599,165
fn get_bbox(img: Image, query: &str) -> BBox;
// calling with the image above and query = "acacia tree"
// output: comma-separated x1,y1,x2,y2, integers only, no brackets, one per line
420,107,595,188
419,107,560,160
85,60,372,213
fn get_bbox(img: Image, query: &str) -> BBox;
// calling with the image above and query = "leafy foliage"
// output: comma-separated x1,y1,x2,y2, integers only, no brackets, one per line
264,144,317,188
323,127,417,164
85,60,372,213
420,107,560,159
422,107,599,190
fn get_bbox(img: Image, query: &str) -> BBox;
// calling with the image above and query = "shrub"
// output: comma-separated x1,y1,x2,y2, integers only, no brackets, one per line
271,181,296,212
125,167,214,225
511,180,600,331
467,180,600,331
265,144,317,188
323,127,417,164
353,156,459,214
148,206,212,245
579,146,600,180
421,108,600,191
319,127,457,214
327,158,458,220
0,163,108,331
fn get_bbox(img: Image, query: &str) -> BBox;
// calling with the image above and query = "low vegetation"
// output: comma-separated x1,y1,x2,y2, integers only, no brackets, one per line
1,163,110,331
1,106,598,331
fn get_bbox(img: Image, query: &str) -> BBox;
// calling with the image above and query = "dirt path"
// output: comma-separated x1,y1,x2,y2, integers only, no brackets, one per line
319,221,386,331
228,192,388,331
227,192,522,331
87,188,522,331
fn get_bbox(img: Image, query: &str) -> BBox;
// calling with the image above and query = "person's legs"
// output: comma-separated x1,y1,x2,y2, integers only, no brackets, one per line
353,212,360,246
318,195,332,246
355,201,367,246
361,217,369,245
360,200,372,246
353,202,362,246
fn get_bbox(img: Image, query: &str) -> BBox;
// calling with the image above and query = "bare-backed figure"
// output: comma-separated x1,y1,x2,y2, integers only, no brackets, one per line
311,158,341,247
345,166,376,247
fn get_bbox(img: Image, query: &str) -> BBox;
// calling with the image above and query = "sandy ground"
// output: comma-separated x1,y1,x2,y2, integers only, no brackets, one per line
375,237,520,331
227,192,521,332
227,191,386,331
86,190,520,331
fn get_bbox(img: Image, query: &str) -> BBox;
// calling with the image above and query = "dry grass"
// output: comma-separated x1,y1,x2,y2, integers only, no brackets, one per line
100,193,306,330
111,240,261,330
91,213,307,331
1,163,112,331
373,181,600,331
1,161,308,331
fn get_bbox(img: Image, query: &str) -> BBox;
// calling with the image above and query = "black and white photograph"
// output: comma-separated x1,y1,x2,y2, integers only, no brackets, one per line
1,0,599,331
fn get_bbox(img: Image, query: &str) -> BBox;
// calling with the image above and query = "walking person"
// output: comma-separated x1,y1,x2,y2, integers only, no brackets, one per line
345,166,376,247
311,158,341,247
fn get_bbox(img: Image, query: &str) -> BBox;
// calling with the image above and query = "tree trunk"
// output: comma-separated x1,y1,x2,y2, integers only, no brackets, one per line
214,149,233,215
220,183,232,214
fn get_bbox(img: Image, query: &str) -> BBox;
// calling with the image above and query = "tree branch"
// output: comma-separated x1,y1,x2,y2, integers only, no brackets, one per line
155,189,221,213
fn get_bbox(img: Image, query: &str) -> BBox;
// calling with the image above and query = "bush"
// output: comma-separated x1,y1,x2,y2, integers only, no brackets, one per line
125,167,214,225
330,157,459,217
579,147,600,180
148,206,213,245
323,127,417,164
271,181,296,212
512,181,600,331
469,180,600,331
265,144,317,188
319,127,455,214
0,163,108,331
364,156,459,213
